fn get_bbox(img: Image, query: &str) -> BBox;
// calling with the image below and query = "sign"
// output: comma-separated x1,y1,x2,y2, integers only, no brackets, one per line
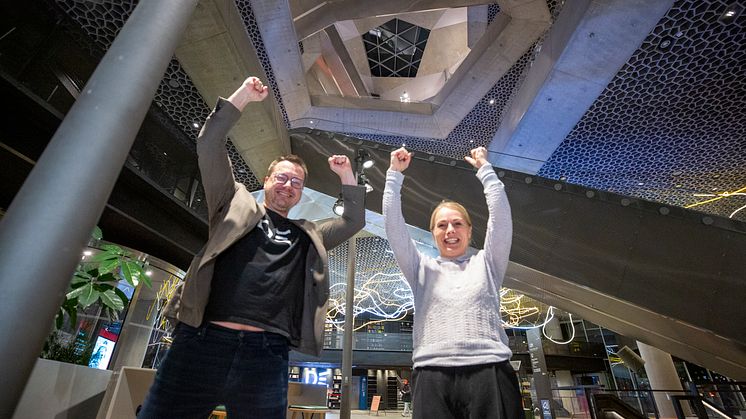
541,399,552,419
370,395,381,412
527,328,555,419
302,367,332,386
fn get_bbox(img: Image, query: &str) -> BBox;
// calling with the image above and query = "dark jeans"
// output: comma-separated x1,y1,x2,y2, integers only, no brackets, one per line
412,361,522,419
138,323,289,419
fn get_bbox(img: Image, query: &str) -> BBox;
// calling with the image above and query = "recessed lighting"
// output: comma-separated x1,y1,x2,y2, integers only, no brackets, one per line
145,270,153,276
637,182,644,186
163,152,168,156
192,121,201,129
83,251,92,256
657,36,674,51
488,98,495,105
719,4,743,24
309,120,314,124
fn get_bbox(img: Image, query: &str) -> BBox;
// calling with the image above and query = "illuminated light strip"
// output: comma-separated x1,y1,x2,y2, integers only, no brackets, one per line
730,202,746,218
327,268,567,335
541,307,575,345
686,186,746,209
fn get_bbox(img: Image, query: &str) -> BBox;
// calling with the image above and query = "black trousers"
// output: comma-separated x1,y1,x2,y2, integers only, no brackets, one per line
412,361,523,419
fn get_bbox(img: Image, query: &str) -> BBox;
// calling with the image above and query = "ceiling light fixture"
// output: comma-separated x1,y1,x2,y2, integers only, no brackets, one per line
357,149,374,169
354,149,375,193
358,173,374,193
333,194,345,216
719,3,743,24
657,36,674,52
400,91,410,103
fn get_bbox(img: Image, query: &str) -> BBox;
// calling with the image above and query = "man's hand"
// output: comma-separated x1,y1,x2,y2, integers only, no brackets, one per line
389,147,412,172
328,155,356,185
242,76,269,102
227,76,269,111
465,146,489,169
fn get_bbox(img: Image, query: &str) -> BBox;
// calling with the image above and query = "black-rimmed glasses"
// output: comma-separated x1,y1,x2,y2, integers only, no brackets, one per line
273,173,304,189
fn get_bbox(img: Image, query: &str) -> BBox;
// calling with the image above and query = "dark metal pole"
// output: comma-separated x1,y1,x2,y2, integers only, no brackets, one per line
0,1,197,417
340,236,357,418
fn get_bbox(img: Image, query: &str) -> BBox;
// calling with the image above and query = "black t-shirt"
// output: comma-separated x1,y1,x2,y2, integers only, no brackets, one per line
204,208,311,345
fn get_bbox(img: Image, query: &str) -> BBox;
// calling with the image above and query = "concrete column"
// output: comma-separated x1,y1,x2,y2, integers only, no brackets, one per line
638,341,685,419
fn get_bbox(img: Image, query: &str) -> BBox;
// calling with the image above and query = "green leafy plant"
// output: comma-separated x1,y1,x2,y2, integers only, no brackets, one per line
55,226,152,329
41,330,94,366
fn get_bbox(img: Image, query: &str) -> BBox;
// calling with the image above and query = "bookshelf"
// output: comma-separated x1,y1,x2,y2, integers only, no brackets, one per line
366,370,377,409
327,370,343,409
386,376,399,410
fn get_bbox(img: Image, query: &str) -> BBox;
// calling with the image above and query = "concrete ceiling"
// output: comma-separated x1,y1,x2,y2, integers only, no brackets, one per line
174,0,289,179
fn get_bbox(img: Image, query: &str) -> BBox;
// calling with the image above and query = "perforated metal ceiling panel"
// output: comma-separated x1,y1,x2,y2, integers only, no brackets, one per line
538,0,746,221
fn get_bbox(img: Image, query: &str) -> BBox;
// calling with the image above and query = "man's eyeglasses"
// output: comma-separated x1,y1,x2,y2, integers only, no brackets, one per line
273,173,304,189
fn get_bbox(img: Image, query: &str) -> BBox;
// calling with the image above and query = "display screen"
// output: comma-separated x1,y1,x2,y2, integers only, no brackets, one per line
89,336,115,370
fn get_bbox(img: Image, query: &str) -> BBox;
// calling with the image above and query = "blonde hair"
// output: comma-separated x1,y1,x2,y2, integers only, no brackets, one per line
429,200,472,231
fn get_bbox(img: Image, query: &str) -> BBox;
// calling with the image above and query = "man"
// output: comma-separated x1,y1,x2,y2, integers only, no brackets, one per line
138,77,366,418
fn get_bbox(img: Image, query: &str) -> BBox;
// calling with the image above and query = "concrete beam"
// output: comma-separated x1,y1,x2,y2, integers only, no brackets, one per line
321,25,368,97
175,0,289,176
490,0,675,174
250,0,312,122
504,263,746,381
265,0,550,138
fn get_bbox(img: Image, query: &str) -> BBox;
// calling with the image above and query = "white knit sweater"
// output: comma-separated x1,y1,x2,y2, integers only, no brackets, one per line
383,164,513,368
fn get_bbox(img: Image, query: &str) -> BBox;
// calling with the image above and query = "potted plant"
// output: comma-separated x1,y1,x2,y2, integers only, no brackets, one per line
41,227,152,364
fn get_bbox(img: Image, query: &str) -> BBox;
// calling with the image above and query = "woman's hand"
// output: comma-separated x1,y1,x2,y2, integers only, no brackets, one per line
389,147,413,172
465,146,489,169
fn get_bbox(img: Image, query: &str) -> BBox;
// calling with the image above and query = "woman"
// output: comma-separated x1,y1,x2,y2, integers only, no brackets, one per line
383,146,521,419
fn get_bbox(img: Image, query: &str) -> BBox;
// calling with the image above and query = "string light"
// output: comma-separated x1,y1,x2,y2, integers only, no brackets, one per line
686,185,746,219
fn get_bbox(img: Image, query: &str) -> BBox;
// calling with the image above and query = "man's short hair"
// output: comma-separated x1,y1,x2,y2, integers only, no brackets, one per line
265,154,308,179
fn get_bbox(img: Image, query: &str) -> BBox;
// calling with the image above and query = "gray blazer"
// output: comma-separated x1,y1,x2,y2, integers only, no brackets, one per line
169,98,365,356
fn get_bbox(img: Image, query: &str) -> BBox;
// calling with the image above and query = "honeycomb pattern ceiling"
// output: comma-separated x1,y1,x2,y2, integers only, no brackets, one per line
538,0,746,220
